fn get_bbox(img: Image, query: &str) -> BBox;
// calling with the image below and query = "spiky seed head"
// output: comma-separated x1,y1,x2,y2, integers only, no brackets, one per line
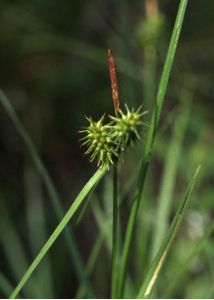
109,105,147,150
80,105,148,168
80,116,117,168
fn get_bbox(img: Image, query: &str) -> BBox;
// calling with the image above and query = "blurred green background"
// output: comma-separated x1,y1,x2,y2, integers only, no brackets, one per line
0,0,213,298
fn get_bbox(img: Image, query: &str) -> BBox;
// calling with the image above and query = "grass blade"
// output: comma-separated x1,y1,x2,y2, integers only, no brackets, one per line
76,178,135,298
0,88,95,298
75,183,98,225
0,204,41,298
111,163,119,298
76,234,104,298
24,163,54,298
137,166,200,299
163,220,214,298
117,0,189,296
151,88,192,258
9,165,108,299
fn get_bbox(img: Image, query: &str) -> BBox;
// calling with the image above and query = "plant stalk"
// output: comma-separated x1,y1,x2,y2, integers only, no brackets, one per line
9,166,108,299
111,163,119,298
0,88,95,298
137,166,200,298
117,0,189,297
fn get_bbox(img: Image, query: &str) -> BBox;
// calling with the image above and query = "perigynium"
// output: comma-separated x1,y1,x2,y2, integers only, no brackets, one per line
80,105,148,168
80,115,118,168
110,104,148,151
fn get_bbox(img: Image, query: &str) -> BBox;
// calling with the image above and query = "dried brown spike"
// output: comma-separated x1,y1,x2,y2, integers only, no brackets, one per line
108,49,120,114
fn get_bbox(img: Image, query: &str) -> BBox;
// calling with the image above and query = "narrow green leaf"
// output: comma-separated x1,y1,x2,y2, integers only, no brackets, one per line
0,88,95,298
0,205,41,298
152,88,192,259
164,221,214,298
111,163,119,298
137,166,200,299
76,233,104,298
24,163,54,298
75,183,98,225
9,165,108,299
117,0,189,297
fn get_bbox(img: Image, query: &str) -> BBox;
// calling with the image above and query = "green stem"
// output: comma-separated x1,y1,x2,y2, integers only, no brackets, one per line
143,47,157,110
111,163,119,298
137,166,200,299
163,221,214,298
151,88,192,259
117,0,189,297
9,166,108,299
76,234,104,298
0,88,95,298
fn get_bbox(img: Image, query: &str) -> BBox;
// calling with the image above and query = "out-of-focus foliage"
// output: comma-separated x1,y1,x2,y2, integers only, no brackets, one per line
0,0,213,298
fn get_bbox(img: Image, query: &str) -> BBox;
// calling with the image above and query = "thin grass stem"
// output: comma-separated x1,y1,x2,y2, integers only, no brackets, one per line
24,163,54,297
163,221,214,298
76,234,104,298
9,165,107,299
75,183,98,225
0,204,41,298
111,163,119,298
137,166,200,299
0,88,95,298
117,0,189,297
151,87,192,259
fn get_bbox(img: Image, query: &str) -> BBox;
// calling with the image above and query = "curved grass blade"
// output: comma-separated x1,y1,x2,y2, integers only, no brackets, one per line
9,165,108,299
0,204,42,298
24,163,53,297
0,88,95,298
111,163,119,298
75,233,104,298
137,166,200,299
75,183,98,225
117,0,189,296
76,172,136,298
164,220,214,298
151,88,192,259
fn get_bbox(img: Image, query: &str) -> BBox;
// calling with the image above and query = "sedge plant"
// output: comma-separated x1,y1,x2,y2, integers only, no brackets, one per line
0,0,202,298
80,49,148,298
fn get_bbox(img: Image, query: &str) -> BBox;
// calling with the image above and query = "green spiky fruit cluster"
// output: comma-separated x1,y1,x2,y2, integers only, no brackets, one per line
80,105,148,168
110,105,146,151
80,116,118,167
